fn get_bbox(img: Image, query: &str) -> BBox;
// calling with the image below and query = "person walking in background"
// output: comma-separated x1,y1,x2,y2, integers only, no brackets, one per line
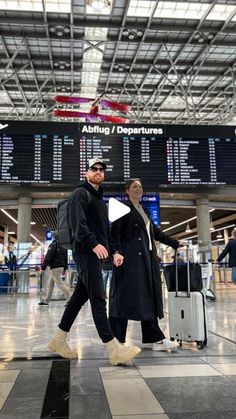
109,178,182,351
47,158,141,365
102,255,113,297
38,231,71,306
217,228,236,285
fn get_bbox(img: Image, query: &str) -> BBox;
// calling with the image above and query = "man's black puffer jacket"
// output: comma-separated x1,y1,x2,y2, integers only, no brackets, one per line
68,180,110,253
41,240,68,270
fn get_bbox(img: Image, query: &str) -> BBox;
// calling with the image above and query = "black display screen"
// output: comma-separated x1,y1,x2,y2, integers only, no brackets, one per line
0,121,236,187
0,121,79,185
80,123,236,187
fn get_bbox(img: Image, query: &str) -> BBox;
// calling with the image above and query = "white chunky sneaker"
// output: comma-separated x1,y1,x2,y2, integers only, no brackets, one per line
152,338,179,351
47,329,78,359
106,337,141,366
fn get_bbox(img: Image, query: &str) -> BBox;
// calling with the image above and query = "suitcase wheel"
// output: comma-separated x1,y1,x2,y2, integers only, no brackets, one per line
197,341,205,350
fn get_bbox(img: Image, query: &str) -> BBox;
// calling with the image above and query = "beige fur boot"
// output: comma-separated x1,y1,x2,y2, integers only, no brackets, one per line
105,338,141,366
47,329,78,359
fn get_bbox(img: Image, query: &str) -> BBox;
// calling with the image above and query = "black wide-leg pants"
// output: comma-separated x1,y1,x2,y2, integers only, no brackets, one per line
109,316,165,344
59,252,114,343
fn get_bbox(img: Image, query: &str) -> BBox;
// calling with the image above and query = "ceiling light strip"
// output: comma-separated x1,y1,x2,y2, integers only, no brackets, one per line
163,208,215,232
1,209,18,224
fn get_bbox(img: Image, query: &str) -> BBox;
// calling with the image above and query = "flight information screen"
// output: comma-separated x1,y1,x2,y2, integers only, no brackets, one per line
0,121,236,186
80,123,236,187
0,121,79,185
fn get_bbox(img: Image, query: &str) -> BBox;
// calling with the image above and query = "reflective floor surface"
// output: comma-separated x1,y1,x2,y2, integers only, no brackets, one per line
0,284,236,418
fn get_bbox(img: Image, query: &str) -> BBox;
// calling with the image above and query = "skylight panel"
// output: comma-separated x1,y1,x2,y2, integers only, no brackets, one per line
85,27,108,41
127,0,155,17
0,0,71,12
0,91,11,104
153,1,209,20
86,0,113,15
205,5,236,21
46,1,71,13
0,0,43,11
81,27,107,99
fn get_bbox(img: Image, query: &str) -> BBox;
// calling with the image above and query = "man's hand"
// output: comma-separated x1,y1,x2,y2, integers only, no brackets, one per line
113,253,124,267
178,240,186,247
92,244,108,259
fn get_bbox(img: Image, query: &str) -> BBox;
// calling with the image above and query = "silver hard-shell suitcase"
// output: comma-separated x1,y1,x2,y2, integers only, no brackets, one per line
168,248,207,349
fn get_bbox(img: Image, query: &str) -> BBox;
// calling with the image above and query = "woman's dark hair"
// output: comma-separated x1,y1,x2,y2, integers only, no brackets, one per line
124,178,142,191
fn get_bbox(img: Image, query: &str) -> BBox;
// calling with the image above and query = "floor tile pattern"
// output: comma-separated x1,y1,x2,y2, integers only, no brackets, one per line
0,287,236,418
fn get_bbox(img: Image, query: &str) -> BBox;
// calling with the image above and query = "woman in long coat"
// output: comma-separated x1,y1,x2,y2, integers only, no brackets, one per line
109,178,180,351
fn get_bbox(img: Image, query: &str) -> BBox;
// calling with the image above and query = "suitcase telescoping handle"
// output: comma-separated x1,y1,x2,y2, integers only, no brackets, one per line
175,242,191,298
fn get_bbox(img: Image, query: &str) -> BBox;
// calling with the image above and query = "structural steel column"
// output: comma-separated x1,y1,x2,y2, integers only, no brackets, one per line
17,195,32,242
196,197,211,263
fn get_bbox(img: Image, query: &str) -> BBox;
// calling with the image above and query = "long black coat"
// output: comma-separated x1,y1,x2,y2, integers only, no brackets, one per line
109,201,179,321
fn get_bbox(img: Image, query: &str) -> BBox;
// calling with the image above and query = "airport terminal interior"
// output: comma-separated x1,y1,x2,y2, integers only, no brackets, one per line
1,0,236,418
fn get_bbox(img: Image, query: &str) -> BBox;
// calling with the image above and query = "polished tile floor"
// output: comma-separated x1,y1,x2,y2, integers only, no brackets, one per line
0,284,236,418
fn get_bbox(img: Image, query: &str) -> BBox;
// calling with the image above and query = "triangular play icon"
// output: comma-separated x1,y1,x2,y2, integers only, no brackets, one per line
108,198,130,222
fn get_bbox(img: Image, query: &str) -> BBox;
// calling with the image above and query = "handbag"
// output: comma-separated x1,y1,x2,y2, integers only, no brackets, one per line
164,262,203,292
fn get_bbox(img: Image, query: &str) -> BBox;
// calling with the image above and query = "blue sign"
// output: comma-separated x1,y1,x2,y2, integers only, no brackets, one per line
104,194,160,226
45,229,52,240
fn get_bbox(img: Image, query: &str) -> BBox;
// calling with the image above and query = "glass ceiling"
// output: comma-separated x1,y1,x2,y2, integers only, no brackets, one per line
0,0,235,22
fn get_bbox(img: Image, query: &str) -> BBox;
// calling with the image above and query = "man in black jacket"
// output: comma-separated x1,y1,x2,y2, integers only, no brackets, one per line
47,158,141,365
217,228,236,285
38,231,71,306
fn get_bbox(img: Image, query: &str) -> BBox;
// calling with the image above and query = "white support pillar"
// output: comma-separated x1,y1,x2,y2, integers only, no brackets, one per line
17,195,32,243
3,224,8,248
17,195,32,293
196,197,211,263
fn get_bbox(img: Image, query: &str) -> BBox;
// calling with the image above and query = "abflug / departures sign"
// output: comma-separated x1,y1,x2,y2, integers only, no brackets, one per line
80,123,236,186
0,121,236,186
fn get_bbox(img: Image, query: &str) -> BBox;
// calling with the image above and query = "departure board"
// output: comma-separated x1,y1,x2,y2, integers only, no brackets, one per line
0,121,236,186
80,123,236,187
0,121,79,184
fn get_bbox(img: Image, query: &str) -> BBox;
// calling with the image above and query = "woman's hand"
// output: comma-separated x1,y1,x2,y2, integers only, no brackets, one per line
113,253,124,267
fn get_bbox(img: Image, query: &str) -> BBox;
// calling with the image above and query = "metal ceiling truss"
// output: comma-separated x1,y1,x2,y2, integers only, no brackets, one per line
0,0,235,124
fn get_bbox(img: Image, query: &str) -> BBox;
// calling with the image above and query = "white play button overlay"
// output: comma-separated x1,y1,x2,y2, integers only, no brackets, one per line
108,198,131,222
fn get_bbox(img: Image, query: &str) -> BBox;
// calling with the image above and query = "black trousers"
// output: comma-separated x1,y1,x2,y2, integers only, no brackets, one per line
59,252,114,343
109,316,165,344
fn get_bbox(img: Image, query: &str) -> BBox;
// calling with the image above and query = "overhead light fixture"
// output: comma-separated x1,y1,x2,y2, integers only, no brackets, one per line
8,231,15,235
185,223,192,233
161,221,170,225
86,0,111,13
122,29,129,36
216,231,223,238
123,28,143,40
31,222,36,225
